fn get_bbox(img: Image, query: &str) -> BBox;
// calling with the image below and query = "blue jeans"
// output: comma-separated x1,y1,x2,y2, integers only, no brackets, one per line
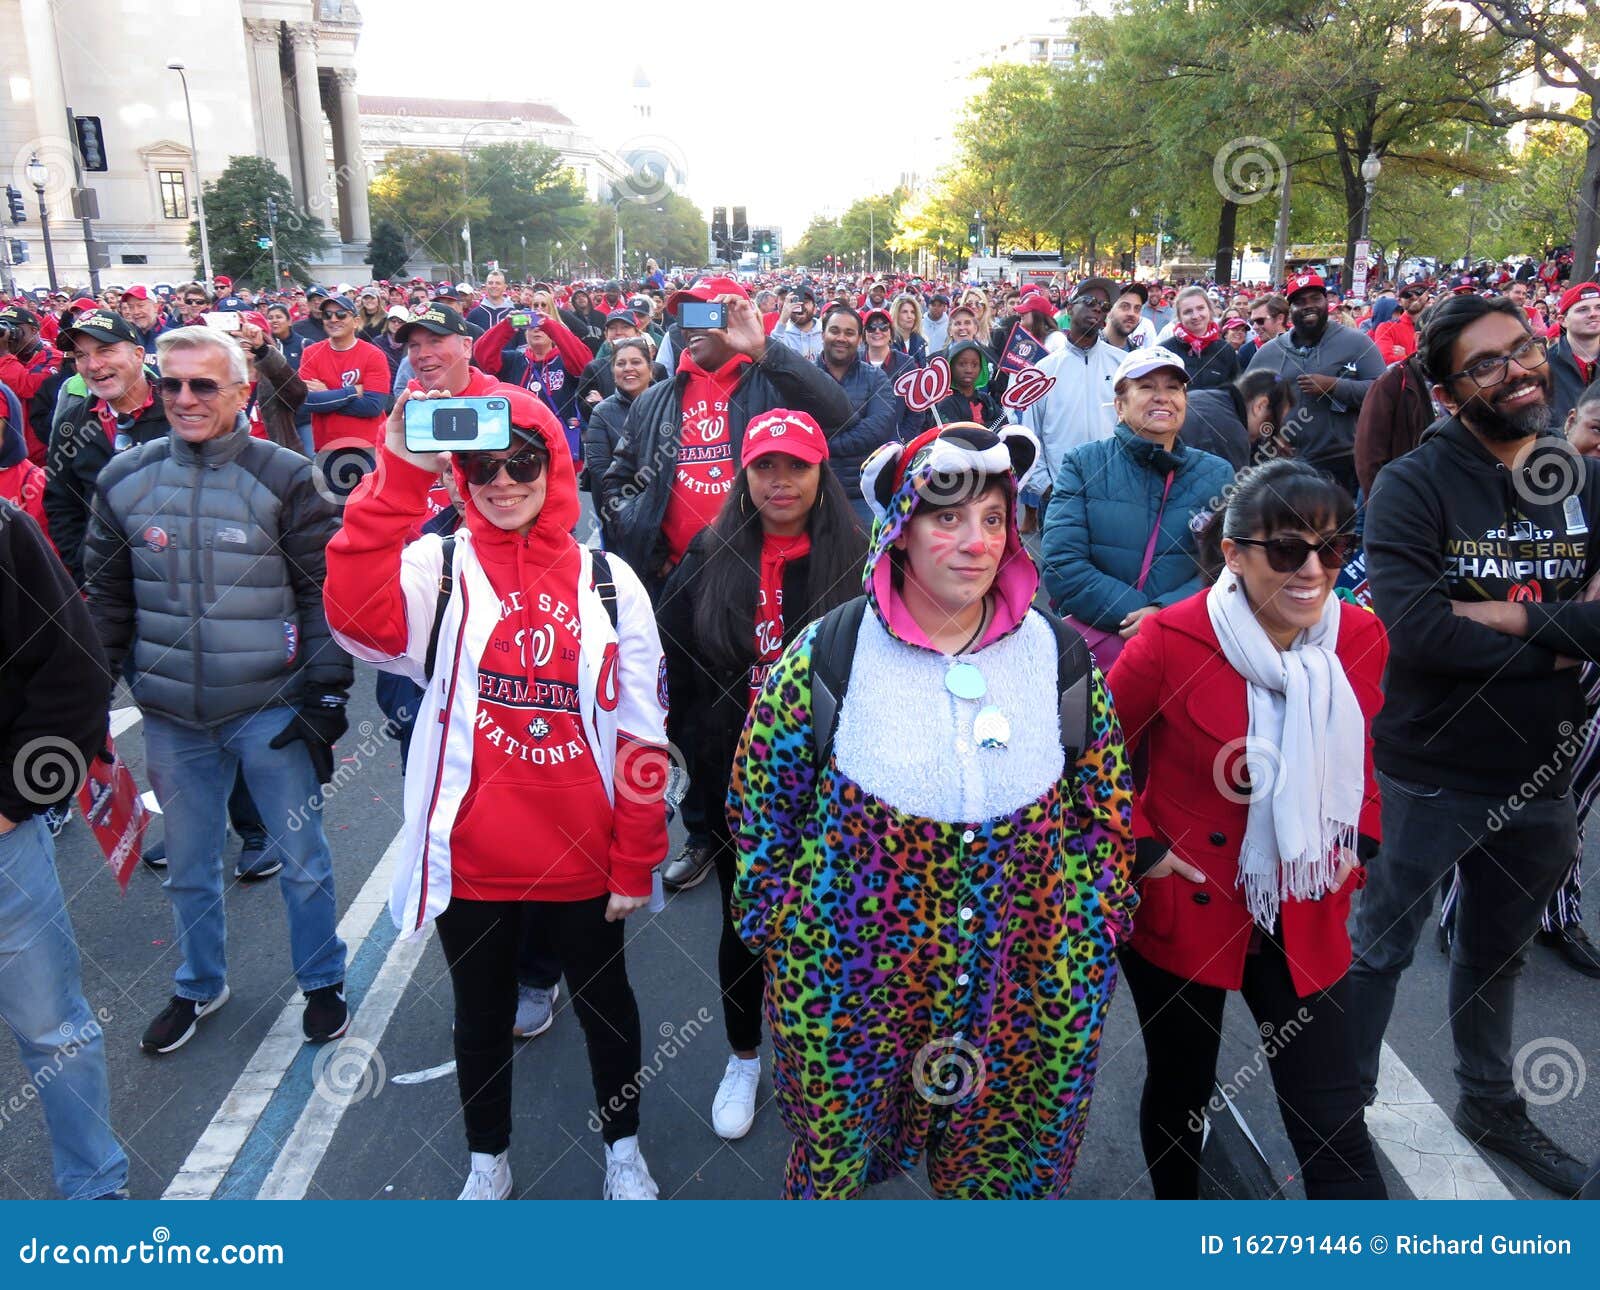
144,707,347,1002
0,816,128,1198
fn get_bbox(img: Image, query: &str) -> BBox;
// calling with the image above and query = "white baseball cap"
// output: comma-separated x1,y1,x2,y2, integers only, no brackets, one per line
1112,345,1190,387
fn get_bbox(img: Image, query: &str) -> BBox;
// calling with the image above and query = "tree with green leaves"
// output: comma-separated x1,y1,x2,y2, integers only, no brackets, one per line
585,190,708,277
365,218,409,280
369,149,486,275
466,142,590,276
186,155,324,288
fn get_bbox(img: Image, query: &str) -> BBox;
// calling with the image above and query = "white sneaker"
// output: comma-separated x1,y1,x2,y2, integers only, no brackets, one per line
458,1150,511,1200
602,1136,659,1199
711,1054,760,1140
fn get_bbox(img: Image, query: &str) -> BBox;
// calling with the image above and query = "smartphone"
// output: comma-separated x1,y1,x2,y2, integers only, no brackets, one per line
404,396,512,452
679,301,726,330
203,311,241,332
509,312,532,328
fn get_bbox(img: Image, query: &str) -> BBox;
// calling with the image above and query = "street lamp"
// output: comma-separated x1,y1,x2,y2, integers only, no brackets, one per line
1359,150,1382,241
25,154,57,292
167,63,213,288
460,117,521,281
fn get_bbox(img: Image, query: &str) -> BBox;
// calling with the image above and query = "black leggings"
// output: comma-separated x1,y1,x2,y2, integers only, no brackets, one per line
1119,937,1386,1199
712,833,764,1053
434,895,642,1151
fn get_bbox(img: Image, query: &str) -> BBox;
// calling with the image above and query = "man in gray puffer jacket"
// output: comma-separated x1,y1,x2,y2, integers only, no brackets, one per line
83,326,353,1057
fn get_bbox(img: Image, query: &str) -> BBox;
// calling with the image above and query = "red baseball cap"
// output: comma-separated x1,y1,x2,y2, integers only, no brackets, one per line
1017,291,1054,316
1558,282,1600,316
740,408,829,468
120,285,151,301
1284,271,1325,301
213,275,233,290
666,274,749,314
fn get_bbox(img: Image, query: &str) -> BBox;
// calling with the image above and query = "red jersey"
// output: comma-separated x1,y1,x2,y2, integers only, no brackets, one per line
299,337,389,450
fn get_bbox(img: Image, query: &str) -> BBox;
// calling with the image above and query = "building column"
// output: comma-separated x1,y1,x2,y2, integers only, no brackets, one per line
244,20,294,186
286,22,330,228
331,71,371,244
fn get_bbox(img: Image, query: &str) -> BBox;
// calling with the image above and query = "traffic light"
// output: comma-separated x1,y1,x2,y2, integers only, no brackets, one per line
732,206,748,249
73,116,108,172
266,196,278,222
6,186,24,225
712,206,729,260
967,221,980,247
9,239,28,263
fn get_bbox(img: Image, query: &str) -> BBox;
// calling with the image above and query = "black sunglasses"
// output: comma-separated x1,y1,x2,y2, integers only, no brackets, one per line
157,376,238,401
321,309,353,321
460,447,548,487
1232,534,1354,573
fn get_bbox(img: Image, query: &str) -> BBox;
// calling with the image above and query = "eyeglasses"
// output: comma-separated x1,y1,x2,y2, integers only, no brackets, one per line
864,322,891,333
182,297,207,306
1231,534,1354,573
1447,334,1549,390
1249,317,1270,328
321,309,353,321
156,376,241,401
459,447,548,487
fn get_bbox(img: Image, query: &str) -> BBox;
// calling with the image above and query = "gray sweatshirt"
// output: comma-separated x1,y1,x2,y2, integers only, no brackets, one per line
1245,320,1385,488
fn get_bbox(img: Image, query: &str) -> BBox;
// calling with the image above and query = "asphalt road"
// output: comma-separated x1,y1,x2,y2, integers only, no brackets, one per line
1,671,1596,1201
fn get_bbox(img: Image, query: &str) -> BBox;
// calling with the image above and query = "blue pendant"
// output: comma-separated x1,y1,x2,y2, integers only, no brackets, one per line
945,661,987,701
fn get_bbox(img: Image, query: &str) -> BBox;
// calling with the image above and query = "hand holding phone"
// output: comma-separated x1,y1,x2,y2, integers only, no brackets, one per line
510,312,533,329
403,393,512,452
679,301,726,330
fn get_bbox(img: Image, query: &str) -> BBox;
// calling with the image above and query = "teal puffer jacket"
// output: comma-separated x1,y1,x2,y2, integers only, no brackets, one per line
1040,424,1234,629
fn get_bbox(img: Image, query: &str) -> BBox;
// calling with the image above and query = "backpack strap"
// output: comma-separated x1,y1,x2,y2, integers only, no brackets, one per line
809,596,868,766
588,547,619,630
423,535,457,680
1042,607,1095,764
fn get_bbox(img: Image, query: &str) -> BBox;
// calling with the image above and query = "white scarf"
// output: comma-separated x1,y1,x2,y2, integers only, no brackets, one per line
1205,569,1363,930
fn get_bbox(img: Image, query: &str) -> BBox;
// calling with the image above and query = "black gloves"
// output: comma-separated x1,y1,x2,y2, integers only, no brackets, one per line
269,695,349,784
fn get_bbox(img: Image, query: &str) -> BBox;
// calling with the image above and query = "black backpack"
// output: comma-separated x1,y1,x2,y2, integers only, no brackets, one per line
807,596,1094,767
423,536,619,678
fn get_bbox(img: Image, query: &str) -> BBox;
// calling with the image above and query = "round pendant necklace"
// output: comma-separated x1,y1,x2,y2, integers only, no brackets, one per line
943,599,991,702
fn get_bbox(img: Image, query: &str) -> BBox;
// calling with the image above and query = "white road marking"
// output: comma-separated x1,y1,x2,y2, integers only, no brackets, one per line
1367,1043,1513,1199
256,924,433,1199
109,706,142,739
161,830,405,1200
392,1060,456,1085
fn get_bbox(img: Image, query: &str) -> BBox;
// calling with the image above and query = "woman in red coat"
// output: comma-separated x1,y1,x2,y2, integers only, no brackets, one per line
1106,458,1387,1199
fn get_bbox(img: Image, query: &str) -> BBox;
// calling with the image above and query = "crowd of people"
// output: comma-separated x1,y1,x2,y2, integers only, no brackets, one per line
1,242,1598,1201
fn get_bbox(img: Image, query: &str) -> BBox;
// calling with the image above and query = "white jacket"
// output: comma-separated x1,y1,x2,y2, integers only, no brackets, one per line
330,531,668,938
1020,338,1123,488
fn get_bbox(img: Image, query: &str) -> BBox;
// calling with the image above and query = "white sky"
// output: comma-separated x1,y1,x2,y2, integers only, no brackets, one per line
357,0,1046,238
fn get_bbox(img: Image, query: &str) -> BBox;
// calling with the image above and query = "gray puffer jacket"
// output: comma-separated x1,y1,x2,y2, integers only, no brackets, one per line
83,418,352,728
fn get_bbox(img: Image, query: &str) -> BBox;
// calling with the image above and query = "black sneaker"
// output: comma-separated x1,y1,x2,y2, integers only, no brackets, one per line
1453,1094,1592,1196
142,840,167,870
141,987,230,1055
662,841,714,891
302,983,349,1043
1536,925,1600,979
234,845,284,881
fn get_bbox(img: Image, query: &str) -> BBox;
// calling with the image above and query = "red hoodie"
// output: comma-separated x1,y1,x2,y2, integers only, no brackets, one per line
660,352,748,564
326,369,663,900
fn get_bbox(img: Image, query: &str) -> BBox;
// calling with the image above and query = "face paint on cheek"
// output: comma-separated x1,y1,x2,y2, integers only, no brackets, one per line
924,529,963,563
